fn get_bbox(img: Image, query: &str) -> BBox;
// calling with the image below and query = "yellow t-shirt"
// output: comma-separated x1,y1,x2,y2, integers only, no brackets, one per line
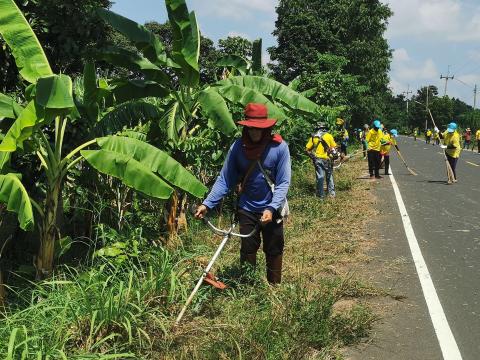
443,131,461,158
426,130,432,137
343,129,349,140
366,128,382,151
306,132,337,159
380,133,397,155
476,130,480,140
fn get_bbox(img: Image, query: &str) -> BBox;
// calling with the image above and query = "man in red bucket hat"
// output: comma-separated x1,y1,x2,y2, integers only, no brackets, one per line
195,103,291,284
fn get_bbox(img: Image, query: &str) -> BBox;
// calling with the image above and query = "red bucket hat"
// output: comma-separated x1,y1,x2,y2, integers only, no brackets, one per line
237,103,277,129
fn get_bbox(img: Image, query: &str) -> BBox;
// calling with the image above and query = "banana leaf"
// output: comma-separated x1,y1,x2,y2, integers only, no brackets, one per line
166,0,200,86
213,84,286,121
36,74,75,109
216,76,320,114
93,46,170,84
112,80,170,104
0,173,34,230
96,136,207,198
0,0,52,83
160,100,182,144
216,55,250,75
197,88,236,135
96,9,177,68
0,152,9,173
0,93,23,120
81,149,174,200
0,101,44,152
95,101,163,137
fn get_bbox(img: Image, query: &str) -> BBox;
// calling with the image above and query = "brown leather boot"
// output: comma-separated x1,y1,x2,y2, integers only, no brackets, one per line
266,254,283,284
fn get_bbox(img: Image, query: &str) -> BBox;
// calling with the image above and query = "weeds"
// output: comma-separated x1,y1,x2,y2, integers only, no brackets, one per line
1,158,377,359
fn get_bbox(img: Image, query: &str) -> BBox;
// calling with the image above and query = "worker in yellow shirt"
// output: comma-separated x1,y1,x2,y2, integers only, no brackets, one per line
426,129,432,144
440,122,461,183
306,122,338,198
433,127,440,146
380,128,400,175
365,119,383,179
476,128,480,153
341,127,349,156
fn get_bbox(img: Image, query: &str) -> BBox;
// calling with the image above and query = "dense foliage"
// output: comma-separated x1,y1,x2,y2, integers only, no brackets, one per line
269,0,392,125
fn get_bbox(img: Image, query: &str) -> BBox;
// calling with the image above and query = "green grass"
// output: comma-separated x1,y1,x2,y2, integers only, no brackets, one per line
1,158,376,359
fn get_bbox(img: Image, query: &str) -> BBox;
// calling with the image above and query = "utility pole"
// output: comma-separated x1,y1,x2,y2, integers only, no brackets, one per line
440,65,454,97
402,85,413,129
402,85,413,114
474,84,477,110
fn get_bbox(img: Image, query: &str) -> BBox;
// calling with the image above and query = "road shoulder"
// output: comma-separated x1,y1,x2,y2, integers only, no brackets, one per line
343,172,442,360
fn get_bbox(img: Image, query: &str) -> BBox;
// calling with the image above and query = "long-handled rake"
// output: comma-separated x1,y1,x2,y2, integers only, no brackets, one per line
175,216,257,326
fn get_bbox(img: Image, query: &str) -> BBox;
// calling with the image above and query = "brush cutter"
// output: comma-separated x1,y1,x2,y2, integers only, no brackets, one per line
333,149,362,170
175,215,258,326
394,148,418,176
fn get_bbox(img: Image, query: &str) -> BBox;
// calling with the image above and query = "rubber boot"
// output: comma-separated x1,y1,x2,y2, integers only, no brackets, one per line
266,254,283,284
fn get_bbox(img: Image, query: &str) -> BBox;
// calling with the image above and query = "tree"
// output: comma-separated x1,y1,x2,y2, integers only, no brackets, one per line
268,0,392,124
218,36,252,59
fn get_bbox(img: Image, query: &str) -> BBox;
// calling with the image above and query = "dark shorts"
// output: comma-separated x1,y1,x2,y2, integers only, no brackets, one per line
238,209,285,256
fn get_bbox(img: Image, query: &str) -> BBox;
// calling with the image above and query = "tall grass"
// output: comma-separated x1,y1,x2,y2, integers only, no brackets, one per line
1,159,375,359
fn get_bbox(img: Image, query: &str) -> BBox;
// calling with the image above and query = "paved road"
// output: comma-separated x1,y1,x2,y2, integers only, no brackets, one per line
387,136,480,360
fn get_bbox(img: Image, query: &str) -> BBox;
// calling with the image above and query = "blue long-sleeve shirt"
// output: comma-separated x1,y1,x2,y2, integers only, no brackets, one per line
203,139,291,214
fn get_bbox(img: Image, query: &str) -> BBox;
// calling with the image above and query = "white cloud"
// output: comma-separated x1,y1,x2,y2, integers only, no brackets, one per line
389,47,440,97
191,0,278,21
393,48,410,62
227,31,250,39
385,0,480,42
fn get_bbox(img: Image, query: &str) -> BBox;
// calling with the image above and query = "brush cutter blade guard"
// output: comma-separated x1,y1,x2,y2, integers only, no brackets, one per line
203,272,228,290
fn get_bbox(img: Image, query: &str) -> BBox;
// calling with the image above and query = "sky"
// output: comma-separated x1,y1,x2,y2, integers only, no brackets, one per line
111,0,480,106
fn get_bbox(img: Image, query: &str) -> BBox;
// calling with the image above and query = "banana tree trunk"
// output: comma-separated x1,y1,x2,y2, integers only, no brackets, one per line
36,181,61,280
177,193,188,233
165,190,179,248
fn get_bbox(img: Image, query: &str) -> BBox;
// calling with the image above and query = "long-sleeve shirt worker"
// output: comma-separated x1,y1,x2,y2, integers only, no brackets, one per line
203,139,291,214
366,128,383,151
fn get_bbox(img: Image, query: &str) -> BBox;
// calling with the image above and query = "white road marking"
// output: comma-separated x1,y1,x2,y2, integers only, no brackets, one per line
389,168,463,360
465,161,479,167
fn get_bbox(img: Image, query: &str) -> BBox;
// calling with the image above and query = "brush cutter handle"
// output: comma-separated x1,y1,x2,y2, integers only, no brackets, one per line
203,218,258,238
191,204,258,238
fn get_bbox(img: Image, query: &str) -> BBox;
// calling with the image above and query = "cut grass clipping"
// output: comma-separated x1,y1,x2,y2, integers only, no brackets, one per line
1,157,376,359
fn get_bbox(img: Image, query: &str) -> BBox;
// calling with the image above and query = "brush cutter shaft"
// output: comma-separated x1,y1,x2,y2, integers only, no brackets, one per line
175,221,258,326
175,231,231,325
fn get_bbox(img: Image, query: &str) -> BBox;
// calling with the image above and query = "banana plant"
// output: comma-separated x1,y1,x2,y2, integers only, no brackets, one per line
0,0,207,278
95,1,321,147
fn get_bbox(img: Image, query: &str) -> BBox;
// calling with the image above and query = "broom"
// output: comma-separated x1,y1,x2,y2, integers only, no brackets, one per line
394,147,418,176
427,109,455,183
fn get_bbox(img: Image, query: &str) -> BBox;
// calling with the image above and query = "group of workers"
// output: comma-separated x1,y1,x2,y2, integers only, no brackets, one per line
415,127,480,153
194,102,471,285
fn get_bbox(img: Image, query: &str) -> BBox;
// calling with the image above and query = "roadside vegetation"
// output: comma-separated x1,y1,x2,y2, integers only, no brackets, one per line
2,156,379,359
0,0,398,358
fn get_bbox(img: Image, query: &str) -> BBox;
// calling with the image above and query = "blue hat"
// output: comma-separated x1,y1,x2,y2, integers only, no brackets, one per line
447,122,457,133
373,120,381,128
391,129,398,137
